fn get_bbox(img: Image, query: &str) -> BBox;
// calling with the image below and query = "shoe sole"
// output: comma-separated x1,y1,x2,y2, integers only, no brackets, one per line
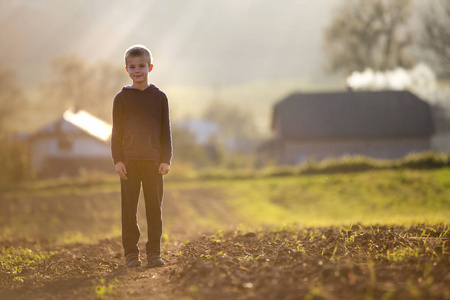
126,261,142,268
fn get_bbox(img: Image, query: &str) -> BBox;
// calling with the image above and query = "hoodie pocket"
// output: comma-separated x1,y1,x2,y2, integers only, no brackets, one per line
123,134,159,152
148,135,160,152
122,135,134,150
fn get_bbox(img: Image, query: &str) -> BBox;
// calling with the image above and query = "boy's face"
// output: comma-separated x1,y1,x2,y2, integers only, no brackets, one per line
125,55,153,85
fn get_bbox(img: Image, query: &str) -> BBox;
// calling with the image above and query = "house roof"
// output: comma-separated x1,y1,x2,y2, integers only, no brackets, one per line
273,90,434,140
34,108,112,142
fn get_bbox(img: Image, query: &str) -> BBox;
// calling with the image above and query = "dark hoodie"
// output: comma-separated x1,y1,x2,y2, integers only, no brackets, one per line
111,84,172,165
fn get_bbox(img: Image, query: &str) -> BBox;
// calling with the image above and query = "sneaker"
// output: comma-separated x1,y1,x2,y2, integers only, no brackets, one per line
125,253,142,268
147,255,165,268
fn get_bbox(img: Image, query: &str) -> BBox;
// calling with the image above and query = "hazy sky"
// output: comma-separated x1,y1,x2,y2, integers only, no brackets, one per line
2,0,433,134
1,0,344,88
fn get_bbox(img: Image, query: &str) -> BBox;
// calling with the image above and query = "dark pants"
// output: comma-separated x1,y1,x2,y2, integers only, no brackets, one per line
120,160,163,257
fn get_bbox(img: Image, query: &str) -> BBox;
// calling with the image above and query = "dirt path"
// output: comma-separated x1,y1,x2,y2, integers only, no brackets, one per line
1,225,449,300
0,238,184,300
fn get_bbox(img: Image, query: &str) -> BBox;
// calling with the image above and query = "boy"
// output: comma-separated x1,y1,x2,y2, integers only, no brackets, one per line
111,45,172,268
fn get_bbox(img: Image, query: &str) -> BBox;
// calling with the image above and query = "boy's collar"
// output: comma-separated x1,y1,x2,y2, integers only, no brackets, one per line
124,84,156,91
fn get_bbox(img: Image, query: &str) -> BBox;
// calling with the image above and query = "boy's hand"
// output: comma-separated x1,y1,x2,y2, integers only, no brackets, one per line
159,163,170,175
115,162,128,180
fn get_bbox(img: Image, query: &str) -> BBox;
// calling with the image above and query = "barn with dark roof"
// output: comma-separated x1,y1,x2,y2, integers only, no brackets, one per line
261,90,435,165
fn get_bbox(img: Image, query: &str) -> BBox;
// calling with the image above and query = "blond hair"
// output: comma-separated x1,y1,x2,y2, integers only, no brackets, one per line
124,44,152,66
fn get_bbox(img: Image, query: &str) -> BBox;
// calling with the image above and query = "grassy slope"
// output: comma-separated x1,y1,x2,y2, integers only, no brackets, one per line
218,168,450,227
0,168,449,244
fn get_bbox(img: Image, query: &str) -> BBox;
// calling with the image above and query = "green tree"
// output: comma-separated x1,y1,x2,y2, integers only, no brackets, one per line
323,0,415,75
171,125,212,167
202,101,259,154
0,65,33,185
419,0,450,79
0,65,25,131
0,135,33,186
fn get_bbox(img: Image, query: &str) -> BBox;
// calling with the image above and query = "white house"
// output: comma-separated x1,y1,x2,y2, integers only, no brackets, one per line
30,108,113,177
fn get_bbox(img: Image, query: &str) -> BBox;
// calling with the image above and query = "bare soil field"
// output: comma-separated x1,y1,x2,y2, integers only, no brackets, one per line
1,224,449,300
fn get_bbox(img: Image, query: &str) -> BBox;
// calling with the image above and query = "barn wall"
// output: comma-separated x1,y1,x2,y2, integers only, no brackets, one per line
431,132,450,152
71,137,110,156
275,136,431,165
32,138,59,171
42,157,114,177
31,135,112,175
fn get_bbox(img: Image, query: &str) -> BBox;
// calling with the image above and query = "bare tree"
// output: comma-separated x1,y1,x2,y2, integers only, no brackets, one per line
323,0,415,75
419,0,450,79
39,54,128,122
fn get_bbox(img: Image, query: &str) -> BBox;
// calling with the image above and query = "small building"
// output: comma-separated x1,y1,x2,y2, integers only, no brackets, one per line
261,90,435,165
30,108,113,177
428,92,450,152
175,119,219,144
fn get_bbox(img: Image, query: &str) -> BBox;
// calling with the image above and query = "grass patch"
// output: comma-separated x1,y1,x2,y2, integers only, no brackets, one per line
2,152,449,194
1,165,449,245
0,192,122,244
167,151,450,181
94,278,117,299
220,168,450,227
0,247,55,283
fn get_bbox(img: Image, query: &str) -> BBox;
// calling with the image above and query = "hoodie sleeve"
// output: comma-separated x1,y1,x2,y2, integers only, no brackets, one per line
160,93,173,165
111,94,124,164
